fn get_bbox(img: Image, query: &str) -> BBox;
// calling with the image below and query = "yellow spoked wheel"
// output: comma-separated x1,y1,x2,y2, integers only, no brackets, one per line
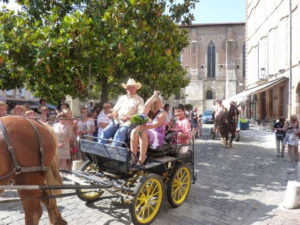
76,160,104,202
130,174,163,225
167,164,191,207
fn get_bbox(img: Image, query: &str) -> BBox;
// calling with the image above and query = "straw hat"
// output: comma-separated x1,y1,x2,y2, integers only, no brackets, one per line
121,78,142,90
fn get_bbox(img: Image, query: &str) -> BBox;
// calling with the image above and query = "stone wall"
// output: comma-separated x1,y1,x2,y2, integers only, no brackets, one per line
177,23,246,113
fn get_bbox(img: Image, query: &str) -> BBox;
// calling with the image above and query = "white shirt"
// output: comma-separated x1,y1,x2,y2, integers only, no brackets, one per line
113,94,144,127
97,110,111,137
77,119,94,134
214,104,225,117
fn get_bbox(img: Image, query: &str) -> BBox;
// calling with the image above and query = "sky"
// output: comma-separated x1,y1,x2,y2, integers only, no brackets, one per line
0,0,245,24
192,0,245,23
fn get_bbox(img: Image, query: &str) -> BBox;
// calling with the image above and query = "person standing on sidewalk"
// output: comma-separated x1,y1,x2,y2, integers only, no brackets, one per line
283,114,299,162
77,106,95,139
97,103,111,142
272,116,286,158
53,110,72,169
191,106,198,138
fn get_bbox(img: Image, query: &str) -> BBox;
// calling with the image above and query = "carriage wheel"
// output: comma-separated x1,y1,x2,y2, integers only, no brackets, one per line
76,160,104,202
129,174,163,225
167,164,191,207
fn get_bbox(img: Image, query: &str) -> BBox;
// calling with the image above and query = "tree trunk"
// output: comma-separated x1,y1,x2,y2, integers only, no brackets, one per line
99,76,109,107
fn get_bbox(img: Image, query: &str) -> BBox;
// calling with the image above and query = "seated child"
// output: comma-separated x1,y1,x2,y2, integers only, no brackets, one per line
171,103,192,144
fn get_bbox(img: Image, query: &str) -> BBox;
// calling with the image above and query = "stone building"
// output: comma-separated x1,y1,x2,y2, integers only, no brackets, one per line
170,23,246,113
0,88,40,110
244,0,300,123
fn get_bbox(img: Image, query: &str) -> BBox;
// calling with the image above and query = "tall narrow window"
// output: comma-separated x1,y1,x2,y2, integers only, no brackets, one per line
207,41,216,78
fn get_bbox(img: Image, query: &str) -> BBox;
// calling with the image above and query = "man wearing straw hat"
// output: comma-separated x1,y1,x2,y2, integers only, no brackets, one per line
99,78,144,146
0,101,8,117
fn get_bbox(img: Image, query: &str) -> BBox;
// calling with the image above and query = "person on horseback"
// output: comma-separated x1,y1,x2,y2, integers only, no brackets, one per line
217,101,239,148
213,99,225,135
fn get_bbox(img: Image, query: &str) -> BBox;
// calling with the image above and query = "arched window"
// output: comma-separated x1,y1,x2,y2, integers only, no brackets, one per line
207,41,216,78
206,90,213,99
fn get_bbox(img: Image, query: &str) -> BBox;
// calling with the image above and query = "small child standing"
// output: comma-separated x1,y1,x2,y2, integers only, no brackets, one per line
172,104,192,144
197,114,202,137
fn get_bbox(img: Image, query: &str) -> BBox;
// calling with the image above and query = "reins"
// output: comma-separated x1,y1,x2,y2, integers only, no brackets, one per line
0,117,48,181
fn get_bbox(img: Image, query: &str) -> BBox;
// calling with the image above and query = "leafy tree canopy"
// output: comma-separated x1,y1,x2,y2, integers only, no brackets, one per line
0,0,199,104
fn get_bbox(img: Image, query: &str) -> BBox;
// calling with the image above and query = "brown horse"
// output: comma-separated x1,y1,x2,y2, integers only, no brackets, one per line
0,116,67,225
215,104,239,148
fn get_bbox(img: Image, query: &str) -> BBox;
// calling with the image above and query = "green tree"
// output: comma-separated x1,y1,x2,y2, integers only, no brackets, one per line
0,0,199,104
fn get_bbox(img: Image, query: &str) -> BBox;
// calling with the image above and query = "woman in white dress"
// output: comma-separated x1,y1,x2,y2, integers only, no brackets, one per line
53,110,72,169
284,114,299,162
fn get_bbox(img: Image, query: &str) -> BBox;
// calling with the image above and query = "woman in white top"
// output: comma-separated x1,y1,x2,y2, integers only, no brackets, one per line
97,103,112,142
77,106,95,138
53,111,72,169
284,114,299,162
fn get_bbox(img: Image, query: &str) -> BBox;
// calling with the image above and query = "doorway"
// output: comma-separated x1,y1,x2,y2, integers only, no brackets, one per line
260,92,266,120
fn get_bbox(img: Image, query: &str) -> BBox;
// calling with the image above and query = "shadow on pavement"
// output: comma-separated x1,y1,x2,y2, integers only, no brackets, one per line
178,125,297,225
86,196,131,225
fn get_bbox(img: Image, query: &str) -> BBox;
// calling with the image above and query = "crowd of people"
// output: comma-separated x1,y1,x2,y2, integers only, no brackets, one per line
0,78,196,170
1,78,298,169
0,99,102,170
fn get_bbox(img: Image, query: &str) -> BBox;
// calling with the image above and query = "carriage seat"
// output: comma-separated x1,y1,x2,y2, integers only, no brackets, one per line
147,144,177,156
147,131,178,156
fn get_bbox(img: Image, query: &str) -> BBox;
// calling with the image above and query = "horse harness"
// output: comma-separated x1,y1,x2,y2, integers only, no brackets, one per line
0,117,47,180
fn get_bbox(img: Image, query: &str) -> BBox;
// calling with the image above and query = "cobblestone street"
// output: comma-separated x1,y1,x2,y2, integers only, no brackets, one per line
1,125,300,225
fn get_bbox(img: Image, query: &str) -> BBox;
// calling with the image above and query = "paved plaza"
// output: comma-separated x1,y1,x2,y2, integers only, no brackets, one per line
1,125,300,225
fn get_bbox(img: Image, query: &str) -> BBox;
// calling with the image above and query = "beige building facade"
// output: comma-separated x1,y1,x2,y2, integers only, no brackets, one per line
0,88,39,109
174,23,246,113
246,0,300,122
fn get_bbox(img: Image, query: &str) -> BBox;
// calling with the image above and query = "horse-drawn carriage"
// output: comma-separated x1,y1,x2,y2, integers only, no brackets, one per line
68,134,196,225
0,116,196,225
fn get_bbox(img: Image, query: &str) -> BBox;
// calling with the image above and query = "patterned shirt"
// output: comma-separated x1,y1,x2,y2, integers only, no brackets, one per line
174,118,192,144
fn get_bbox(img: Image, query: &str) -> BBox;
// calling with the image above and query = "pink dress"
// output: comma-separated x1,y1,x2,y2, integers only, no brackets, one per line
174,118,191,144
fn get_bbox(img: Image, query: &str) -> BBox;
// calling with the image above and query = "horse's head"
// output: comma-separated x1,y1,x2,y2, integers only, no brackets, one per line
229,103,239,118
